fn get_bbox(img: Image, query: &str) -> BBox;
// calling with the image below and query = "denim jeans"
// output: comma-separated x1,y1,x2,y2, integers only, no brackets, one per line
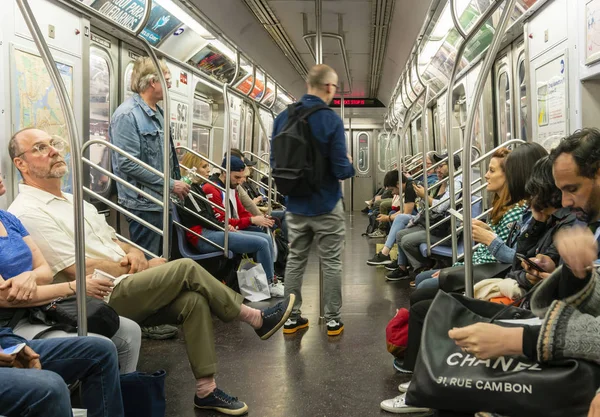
0,336,124,417
415,268,441,290
127,209,164,257
270,209,287,241
384,214,413,250
196,228,275,281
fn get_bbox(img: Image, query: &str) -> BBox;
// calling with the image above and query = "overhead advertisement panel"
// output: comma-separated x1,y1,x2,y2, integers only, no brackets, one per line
235,76,265,100
139,3,182,46
81,0,150,33
187,44,239,84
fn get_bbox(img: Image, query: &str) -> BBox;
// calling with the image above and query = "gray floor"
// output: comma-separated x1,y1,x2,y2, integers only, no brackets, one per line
138,213,425,417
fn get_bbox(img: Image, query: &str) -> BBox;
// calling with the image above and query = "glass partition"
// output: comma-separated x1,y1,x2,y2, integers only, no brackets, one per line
378,133,389,172
357,132,370,174
497,66,513,142
89,49,112,195
516,52,528,141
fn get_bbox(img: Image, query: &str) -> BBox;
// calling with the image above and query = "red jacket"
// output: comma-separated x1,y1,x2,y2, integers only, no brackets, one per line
202,181,253,229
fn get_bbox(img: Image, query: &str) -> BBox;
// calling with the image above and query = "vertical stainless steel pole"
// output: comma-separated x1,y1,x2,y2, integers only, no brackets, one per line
16,0,88,335
463,0,517,298
315,0,323,65
422,86,432,256
139,41,170,260
223,85,232,255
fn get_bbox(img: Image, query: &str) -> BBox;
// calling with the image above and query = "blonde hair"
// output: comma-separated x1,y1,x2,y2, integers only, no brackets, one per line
130,57,170,93
307,64,337,88
180,152,207,182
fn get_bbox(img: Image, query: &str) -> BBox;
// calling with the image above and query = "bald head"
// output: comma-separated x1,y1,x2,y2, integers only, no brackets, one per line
8,127,43,160
306,64,338,104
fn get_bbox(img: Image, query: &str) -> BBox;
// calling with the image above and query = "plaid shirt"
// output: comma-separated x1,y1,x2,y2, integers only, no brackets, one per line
455,203,527,266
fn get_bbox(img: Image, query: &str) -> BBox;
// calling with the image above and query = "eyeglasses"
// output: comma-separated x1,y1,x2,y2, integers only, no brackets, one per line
16,137,67,158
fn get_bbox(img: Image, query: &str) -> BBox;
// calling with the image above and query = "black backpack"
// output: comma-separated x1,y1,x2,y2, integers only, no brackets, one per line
272,103,331,196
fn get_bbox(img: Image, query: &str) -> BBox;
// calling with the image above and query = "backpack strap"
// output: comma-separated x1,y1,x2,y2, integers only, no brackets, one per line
31,323,77,340
297,104,332,121
7,309,27,330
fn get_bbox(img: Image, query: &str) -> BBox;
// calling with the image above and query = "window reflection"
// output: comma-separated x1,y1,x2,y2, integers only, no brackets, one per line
517,57,528,141
498,71,512,142
357,133,370,174
89,51,111,195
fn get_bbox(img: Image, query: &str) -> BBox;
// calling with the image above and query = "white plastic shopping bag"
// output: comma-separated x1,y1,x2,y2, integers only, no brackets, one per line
72,410,87,417
236,258,271,302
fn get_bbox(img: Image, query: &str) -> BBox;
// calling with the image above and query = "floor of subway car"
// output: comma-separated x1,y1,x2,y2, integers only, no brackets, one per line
138,213,429,417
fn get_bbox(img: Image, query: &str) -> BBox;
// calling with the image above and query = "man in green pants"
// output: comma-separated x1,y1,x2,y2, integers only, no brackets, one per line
8,127,294,416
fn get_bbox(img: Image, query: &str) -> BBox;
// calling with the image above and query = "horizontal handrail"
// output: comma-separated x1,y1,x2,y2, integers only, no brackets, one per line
248,177,286,204
431,207,492,249
179,163,227,194
83,187,163,235
173,220,225,252
176,146,225,173
82,158,164,208
115,233,158,259
428,177,482,212
453,139,526,178
428,195,483,232
243,151,270,166
172,199,226,232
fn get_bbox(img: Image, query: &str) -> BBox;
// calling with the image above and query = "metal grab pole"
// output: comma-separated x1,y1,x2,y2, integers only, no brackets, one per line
249,101,274,214
223,85,232,255
421,86,432,256
16,0,88,335
315,0,323,65
138,40,171,259
463,0,517,298
446,0,504,263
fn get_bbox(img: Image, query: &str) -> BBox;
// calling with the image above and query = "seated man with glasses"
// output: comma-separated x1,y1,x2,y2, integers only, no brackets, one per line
8,127,295,415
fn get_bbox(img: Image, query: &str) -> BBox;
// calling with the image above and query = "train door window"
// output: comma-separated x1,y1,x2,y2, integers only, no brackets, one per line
357,132,370,174
89,49,112,195
123,62,134,100
416,118,423,156
192,97,212,156
497,69,513,142
378,134,388,172
244,106,254,153
516,53,528,141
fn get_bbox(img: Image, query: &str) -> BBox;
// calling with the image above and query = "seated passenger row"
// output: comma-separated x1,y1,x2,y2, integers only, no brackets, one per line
0,128,296,416
380,128,600,417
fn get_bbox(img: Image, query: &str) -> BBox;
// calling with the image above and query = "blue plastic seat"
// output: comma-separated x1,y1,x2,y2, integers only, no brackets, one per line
419,198,483,259
171,203,233,260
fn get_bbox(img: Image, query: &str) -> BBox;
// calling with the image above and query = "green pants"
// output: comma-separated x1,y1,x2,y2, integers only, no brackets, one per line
108,258,244,378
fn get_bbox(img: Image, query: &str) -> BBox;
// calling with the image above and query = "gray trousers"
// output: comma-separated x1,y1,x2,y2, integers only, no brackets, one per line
284,200,345,321
396,224,443,269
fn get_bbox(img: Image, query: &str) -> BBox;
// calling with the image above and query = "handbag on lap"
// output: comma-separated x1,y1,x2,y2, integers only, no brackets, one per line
406,291,600,417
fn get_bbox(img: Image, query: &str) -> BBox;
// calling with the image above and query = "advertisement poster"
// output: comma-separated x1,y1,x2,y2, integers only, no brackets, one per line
170,99,189,149
187,44,237,84
586,0,600,64
229,95,242,149
235,76,265,100
139,3,182,46
87,0,148,32
534,53,567,150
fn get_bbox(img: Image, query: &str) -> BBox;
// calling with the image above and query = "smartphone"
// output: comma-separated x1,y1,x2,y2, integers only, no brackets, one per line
447,208,464,222
93,269,116,281
2,342,26,355
516,254,546,273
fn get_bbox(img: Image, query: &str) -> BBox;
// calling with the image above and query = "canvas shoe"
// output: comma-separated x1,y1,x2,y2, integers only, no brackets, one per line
367,252,392,266
398,381,411,392
326,319,344,336
380,393,431,414
368,229,387,238
141,324,178,340
194,388,248,415
254,294,295,340
283,317,309,334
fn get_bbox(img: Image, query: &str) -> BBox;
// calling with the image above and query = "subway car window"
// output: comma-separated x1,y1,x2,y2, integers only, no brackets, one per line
498,70,513,142
357,132,370,174
89,50,111,195
517,56,528,141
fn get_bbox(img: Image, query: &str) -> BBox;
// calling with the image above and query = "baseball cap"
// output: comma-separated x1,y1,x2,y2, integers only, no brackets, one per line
432,152,461,170
221,156,246,172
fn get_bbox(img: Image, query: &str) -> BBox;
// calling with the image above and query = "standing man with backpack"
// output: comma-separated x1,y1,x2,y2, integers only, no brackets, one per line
270,64,355,336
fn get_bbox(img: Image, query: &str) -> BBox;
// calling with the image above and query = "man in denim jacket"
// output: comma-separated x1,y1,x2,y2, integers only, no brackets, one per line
109,57,190,257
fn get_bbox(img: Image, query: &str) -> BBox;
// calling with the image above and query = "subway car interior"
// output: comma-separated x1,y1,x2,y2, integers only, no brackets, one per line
1,0,600,415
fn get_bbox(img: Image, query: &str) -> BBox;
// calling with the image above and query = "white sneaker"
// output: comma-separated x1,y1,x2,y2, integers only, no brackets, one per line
380,393,430,414
269,282,285,298
368,229,387,238
398,381,411,392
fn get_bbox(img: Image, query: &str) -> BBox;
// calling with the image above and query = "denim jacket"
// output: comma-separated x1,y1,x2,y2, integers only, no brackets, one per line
109,94,180,211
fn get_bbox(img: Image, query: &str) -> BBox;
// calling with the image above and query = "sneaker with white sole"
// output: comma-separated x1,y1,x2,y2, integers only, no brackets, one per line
368,229,387,238
194,388,248,415
326,319,344,336
269,282,285,298
393,358,413,374
398,381,411,392
367,252,392,266
380,393,430,414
